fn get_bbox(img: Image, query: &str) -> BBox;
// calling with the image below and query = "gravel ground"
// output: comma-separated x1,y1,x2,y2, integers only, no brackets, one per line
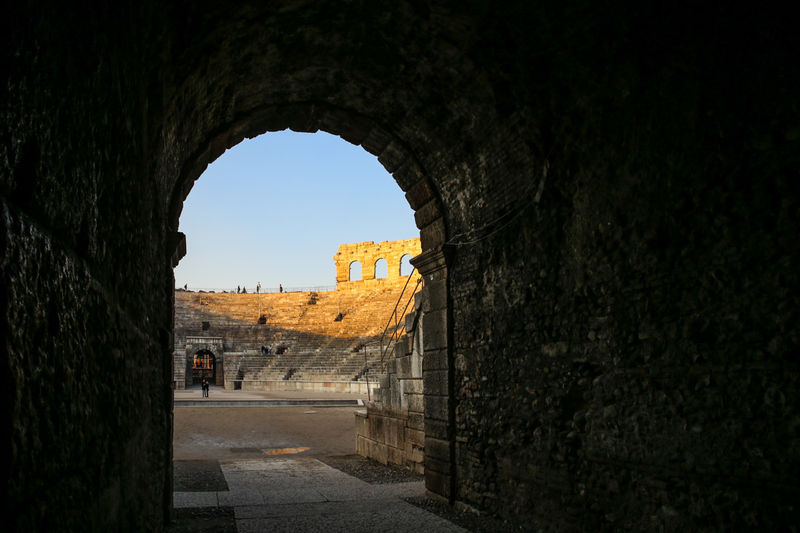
319,454,424,484
168,507,236,533
320,455,527,532
404,496,529,532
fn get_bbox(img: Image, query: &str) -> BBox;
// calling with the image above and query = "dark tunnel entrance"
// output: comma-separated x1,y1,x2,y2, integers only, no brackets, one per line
4,2,797,530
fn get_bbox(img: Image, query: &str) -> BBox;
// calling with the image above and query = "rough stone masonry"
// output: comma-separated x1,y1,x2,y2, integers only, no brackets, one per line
3,1,798,531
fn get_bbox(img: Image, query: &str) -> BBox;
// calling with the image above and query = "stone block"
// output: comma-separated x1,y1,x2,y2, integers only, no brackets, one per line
406,441,425,464
394,341,407,359
392,161,423,192
422,349,448,372
406,392,424,413
385,417,406,449
424,279,448,312
424,418,448,440
420,218,447,251
377,140,407,174
424,395,449,422
387,445,406,467
406,428,425,448
425,437,451,463
423,369,448,396
408,412,425,430
422,309,447,351
412,351,422,377
362,438,388,465
425,467,452,500
354,411,369,437
356,435,372,457
397,355,413,378
401,378,422,394
414,199,442,230
390,374,402,407
360,126,392,157
405,310,416,333
404,178,436,210
368,412,385,437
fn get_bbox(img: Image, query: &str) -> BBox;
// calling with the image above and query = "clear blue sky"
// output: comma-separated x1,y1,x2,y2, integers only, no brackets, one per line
173,131,418,291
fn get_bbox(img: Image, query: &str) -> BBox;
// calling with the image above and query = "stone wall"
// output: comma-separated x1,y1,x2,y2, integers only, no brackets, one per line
334,238,421,286
173,265,421,387
356,291,425,473
4,2,798,531
4,4,173,530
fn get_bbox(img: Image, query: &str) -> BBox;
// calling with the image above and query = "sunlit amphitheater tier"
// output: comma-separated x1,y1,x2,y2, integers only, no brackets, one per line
173,239,421,393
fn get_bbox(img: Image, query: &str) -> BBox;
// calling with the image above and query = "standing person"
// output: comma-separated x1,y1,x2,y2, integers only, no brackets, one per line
202,377,209,398
279,284,283,293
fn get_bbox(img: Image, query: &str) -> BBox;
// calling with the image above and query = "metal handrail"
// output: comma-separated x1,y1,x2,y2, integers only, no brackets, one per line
177,285,337,294
378,269,423,371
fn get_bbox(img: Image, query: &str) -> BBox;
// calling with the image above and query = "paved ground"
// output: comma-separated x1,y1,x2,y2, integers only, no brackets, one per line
173,386,372,402
170,386,469,532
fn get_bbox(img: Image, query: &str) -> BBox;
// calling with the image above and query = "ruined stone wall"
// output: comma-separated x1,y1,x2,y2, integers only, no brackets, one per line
334,238,421,286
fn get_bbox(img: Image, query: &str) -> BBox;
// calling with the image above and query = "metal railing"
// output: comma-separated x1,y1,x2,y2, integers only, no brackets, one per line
176,285,336,294
377,268,423,372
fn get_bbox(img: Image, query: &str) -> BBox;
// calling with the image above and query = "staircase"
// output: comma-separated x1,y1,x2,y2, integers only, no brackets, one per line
174,276,421,386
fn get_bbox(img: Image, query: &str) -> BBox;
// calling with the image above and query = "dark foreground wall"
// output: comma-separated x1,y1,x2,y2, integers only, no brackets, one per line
2,3,175,531
444,4,800,531
3,1,798,530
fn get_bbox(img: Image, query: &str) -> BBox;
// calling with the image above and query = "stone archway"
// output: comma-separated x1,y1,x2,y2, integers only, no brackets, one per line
191,349,216,384
5,2,798,531
168,110,456,502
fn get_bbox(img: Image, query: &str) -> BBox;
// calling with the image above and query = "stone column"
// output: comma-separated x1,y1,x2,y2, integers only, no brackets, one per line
411,247,453,503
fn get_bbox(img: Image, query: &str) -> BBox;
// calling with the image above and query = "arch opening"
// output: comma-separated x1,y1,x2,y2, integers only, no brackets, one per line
192,349,216,384
374,258,388,279
349,260,363,281
166,78,452,514
399,254,413,276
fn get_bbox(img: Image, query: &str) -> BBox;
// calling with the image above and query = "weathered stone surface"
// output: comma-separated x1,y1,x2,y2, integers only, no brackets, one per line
421,309,448,352
334,239,421,284
405,393,424,414
4,1,798,531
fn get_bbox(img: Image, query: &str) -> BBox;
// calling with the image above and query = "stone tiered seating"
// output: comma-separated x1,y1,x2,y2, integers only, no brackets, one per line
174,278,418,385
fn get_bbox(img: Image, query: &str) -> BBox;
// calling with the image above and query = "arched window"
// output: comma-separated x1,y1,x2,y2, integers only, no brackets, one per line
349,261,362,281
400,254,413,276
374,258,388,279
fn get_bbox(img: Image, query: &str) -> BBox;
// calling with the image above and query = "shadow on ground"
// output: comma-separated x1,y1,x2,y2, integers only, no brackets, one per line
169,455,519,532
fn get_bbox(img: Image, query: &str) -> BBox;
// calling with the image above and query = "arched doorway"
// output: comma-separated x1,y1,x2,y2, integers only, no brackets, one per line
169,109,451,504
192,349,216,384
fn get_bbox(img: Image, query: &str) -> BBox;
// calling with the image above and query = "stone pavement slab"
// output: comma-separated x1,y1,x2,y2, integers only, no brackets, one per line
173,456,466,532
